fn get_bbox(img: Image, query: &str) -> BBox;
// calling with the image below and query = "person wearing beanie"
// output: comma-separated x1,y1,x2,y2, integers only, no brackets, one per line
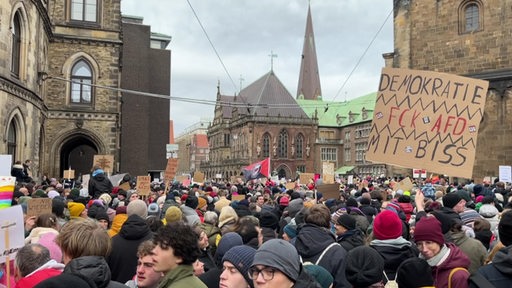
345,246,385,287
220,245,256,288
447,220,487,275
218,206,239,235
88,167,113,199
472,211,512,287
95,209,110,230
396,257,435,288
164,205,183,224
250,239,321,288
258,211,278,243
196,196,208,222
181,195,201,225
369,210,418,281
294,204,350,287
67,202,87,219
147,202,161,219
282,223,298,242
302,264,333,288
334,214,365,252
414,216,470,288
108,199,152,283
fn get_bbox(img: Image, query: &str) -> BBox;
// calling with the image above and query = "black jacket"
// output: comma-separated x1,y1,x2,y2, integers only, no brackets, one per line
336,229,365,252
471,246,512,288
107,214,153,283
88,173,114,199
370,241,418,280
295,224,350,288
65,256,127,288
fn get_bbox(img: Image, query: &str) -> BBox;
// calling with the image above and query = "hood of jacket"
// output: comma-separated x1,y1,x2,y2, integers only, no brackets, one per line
119,214,151,240
295,224,337,258
93,173,106,181
492,246,512,275
108,213,128,237
64,256,112,288
436,242,471,271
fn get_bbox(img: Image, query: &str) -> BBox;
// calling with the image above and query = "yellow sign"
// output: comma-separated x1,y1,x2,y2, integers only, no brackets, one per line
366,68,489,179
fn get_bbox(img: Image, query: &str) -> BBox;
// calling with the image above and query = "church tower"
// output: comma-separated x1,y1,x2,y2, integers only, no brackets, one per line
296,4,322,100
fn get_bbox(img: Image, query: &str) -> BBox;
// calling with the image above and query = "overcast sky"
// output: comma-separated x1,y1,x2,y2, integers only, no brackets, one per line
121,0,394,136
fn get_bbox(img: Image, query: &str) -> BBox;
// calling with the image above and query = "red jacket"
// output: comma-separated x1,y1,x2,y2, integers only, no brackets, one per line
15,268,62,288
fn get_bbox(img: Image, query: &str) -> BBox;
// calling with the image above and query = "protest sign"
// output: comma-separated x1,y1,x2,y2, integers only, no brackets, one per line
0,176,15,209
27,198,53,217
299,173,315,185
285,182,296,190
119,181,131,191
93,155,115,174
366,68,489,179
316,183,341,200
136,176,151,196
63,169,75,179
499,166,512,183
394,177,414,193
232,195,245,201
322,162,335,184
0,155,12,177
0,205,24,264
193,171,205,183
164,158,178,182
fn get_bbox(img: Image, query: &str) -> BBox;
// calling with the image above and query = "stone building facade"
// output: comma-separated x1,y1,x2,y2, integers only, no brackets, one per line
391,0,512,180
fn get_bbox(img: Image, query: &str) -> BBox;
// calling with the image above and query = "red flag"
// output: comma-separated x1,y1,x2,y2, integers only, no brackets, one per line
242,158,270,181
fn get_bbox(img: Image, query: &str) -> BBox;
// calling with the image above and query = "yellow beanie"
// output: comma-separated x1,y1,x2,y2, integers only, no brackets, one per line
165,206,183,224
68,202,85,218
198,197,207,209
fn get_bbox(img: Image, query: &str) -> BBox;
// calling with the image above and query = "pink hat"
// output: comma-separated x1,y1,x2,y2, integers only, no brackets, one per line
38,233,63,263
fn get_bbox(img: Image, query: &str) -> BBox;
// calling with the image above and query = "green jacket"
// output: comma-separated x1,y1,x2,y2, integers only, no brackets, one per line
157,265,206,288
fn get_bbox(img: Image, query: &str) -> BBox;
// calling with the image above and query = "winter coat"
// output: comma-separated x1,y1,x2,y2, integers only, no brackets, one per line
292,267,322,288
450,230,487,275
15,260,64,288
472,245,512,288
88,173,114,199
261,226,277,243
107,214,153,283
198,222,221,255
157,265,206,288
397,202,414,223
11,164,28,183
295,224,350,288
65,256,127,288
430,243,471,288
336,229,365,252
108,213,128,238
197,267,221,288
359,204,378,224
370,238,419,280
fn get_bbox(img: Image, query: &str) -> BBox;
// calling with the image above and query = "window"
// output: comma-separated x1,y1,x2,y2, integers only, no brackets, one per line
223,134,230,147
70,60,93,105
11,11,22,76
278,130,288,158
321,147,337,162
262,134,270,158
297,165,306,173
356,143,367,162
7,121,17,160
71,0,98,22
344,148,351,163
344,131,351,143
296,134,304,159
459,1,482,34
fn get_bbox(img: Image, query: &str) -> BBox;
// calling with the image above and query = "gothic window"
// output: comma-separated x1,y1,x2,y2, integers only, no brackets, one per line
11,11,22,76
459,1,482,34
262,134,270,158
296,134,304,159
70,60,93,105
71,0,98,22
278,130,288,158
7,121,17,161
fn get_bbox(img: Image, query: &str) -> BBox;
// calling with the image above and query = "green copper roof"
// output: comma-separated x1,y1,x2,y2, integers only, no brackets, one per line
297,92,377,127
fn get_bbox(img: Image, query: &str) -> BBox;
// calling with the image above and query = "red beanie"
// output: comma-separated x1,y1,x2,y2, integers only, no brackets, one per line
414,216,445,245
373,210,402,240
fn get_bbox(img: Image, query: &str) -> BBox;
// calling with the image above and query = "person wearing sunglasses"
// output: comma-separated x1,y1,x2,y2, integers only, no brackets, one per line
249,239,321,288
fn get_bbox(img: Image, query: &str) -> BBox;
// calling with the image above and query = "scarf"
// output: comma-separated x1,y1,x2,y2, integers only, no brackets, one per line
420,244,450,267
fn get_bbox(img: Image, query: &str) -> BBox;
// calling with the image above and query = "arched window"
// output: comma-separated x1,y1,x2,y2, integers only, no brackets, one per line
11,11,22,76
7,121,17,160
278,130,288,158
71,0,98,22
296,134,304,159
262,134,270,158
70,60,93,105
459,1,483,34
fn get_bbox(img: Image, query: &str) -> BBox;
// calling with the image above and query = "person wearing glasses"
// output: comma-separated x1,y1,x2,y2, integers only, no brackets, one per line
219,245,256,288
249,239,321,288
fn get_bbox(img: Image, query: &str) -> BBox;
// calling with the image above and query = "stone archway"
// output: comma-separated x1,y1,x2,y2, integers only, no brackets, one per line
60,136,98,179
275,164,292,180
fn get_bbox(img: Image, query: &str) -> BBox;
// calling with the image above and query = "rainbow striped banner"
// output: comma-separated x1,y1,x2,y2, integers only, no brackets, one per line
0,176,15,210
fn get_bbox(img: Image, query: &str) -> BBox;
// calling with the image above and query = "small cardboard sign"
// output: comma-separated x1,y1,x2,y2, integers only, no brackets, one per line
93,155,115,174
136,176,151,196
232,194,245,201
176,175,189,183
119,181,131,191
316,183,341,200
164,158,178,182
299,173,315,185
285,182,296,190
63,169,75,179
0,205,25,264
499,166,512,183
193,171,205,183
27,198,52,217
394,177,414,193
322,162,335,184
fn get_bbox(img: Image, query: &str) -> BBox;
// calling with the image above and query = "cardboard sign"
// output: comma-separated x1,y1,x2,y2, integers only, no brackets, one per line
412,169,427,179
93,155,115,174
193,171,205,183
366,68,489,179
27,198,53,217
316,183,341,200
231,194,245,201
63,169,75,179
176,175,189,183
136,176,151,196
0,205,25,264
394,177,414,193
322,162,335,184
299,173,315,185
285,182,296,190
119,181,131,191
164,158,178,182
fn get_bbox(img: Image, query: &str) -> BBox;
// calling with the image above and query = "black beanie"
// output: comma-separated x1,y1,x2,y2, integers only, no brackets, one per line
442,192,462,209
258,211,278,229
337,214,356,230
345,246,384,287
185,195,199,209
499,211,512,246
396,257,434,287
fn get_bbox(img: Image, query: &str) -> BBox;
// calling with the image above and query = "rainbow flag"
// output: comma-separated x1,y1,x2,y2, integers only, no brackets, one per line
0,176,15,209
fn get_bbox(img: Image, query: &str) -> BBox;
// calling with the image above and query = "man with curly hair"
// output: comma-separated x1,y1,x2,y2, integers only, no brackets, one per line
152,222,207,288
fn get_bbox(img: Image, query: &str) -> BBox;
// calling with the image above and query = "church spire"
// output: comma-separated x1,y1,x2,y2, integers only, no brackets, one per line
296,3,322,100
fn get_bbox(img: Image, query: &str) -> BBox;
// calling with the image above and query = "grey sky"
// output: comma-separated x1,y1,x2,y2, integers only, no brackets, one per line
121,0,394,136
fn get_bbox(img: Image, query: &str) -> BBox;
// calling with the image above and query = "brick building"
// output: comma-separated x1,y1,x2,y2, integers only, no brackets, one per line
391,0,512,180
175,119,211,176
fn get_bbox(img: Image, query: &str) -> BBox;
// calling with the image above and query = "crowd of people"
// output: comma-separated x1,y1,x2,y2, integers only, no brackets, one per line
3,165,512,288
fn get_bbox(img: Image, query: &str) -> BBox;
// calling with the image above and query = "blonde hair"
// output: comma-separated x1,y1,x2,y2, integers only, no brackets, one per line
57,219,111,260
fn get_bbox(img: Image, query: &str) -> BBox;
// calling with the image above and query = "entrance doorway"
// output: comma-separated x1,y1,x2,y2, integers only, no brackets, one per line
60,136,98,180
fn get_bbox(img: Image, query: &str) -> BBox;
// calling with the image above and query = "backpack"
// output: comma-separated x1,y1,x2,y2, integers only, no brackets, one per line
300,242,340,265
383,271,398,288
448,267,469,288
